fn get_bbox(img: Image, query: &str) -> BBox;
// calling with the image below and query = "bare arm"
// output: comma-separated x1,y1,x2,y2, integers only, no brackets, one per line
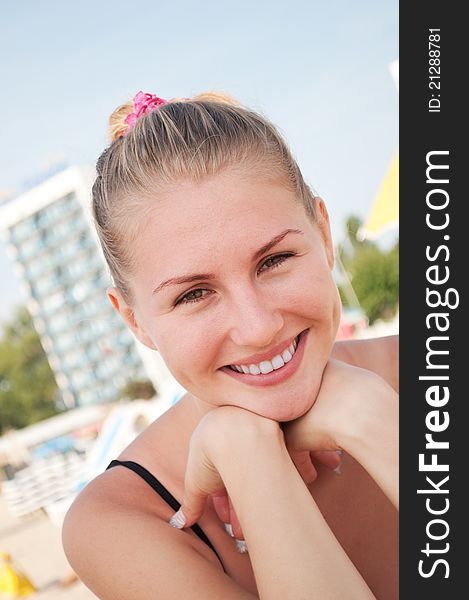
62,472,257,600
284,359,399,509
63,409,375,599
174,407,375,600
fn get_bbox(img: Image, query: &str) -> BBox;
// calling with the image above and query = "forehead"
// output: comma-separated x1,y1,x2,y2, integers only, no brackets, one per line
133,170,312,275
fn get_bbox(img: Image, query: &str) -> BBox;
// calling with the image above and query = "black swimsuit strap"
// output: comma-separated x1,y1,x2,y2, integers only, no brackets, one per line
106,459,224,570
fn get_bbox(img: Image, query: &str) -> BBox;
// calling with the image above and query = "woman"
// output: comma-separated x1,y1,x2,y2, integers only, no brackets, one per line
62,91,398,599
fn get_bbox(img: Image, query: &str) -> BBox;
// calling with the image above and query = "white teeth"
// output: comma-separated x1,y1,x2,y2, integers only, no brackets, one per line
271,354,285,370
259,360,274,374
230,335,300,376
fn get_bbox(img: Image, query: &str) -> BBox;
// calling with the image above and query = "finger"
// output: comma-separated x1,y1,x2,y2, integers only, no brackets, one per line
172,480,225,528
228,496,244,541
170,453,224,529
170,486,208,529
311,450,341,471
211,489,231,524
289,449,318,484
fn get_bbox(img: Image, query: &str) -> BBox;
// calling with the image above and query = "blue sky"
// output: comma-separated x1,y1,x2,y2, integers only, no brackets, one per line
0,0,398,321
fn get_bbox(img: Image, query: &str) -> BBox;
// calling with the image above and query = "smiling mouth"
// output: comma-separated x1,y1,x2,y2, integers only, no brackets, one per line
226,335,300,376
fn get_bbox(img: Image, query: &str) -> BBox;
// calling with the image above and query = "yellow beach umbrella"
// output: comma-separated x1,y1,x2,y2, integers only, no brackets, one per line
0,552,37,597
358,152,399,241
358,58,399,241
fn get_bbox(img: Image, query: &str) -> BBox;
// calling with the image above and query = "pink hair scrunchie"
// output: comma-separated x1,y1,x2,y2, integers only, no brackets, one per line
123,91,168,136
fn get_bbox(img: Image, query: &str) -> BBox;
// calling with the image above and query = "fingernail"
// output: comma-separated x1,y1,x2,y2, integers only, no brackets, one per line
335,450,343,456
169,509,186,529
224,523,234,537
235,539,248,554
333,464,342,475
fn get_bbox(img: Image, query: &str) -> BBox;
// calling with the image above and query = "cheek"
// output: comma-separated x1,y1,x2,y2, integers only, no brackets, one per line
156,319,220,383
279,267,338,320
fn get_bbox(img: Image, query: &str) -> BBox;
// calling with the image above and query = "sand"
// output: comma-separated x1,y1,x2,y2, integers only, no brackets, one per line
0,493,96,599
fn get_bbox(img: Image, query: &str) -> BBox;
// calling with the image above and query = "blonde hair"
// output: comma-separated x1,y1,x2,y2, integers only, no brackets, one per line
92,92,317,302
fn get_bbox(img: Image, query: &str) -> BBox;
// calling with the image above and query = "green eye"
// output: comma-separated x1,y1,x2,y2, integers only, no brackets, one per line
177,288,211,305
259,253,294,273
185,290,203,301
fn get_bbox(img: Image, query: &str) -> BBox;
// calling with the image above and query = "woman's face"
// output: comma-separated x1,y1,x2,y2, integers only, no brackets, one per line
115,168,341,421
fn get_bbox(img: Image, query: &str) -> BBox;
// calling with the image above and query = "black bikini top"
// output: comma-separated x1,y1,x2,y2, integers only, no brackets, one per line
106,459,224,570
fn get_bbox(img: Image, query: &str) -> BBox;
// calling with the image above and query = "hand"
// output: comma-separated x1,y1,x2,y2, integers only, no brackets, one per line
170,388,344,537
283,358,399,508
283,358,393,454
291,449,341,481
169,406,281,530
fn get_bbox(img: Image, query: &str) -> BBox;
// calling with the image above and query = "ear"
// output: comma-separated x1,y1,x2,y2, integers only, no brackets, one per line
107,287,157,350
314,197,335,269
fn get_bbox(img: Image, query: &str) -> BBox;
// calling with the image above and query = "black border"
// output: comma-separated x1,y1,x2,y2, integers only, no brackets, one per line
400,2,465,596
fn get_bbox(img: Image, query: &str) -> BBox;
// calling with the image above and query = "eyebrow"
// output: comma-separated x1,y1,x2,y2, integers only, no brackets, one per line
152,228,303,295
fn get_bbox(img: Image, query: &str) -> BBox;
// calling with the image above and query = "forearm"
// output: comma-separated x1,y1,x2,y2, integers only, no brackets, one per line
283,360,399,510
213,417,375,600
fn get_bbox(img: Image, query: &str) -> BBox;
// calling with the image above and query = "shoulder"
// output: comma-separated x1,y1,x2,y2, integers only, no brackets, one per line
331,335,399,392
62,462,240,599
62,398,258,599
62,465,174,562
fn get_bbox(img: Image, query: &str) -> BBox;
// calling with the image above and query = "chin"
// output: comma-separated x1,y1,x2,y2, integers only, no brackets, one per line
274,393,317,422
237,383,320,423
219,360,325,423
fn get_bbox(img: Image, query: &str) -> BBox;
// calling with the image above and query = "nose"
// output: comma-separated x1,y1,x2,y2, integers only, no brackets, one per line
227,286,284,348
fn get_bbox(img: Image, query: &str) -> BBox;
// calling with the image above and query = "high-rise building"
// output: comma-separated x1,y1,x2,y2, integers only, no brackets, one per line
0,165,177,408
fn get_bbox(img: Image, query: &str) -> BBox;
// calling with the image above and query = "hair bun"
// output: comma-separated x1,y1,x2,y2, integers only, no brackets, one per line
107,91,240,143
108,101,134,142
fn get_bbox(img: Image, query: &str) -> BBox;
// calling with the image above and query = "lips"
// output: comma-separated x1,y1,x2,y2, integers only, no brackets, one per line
220,329,309,387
